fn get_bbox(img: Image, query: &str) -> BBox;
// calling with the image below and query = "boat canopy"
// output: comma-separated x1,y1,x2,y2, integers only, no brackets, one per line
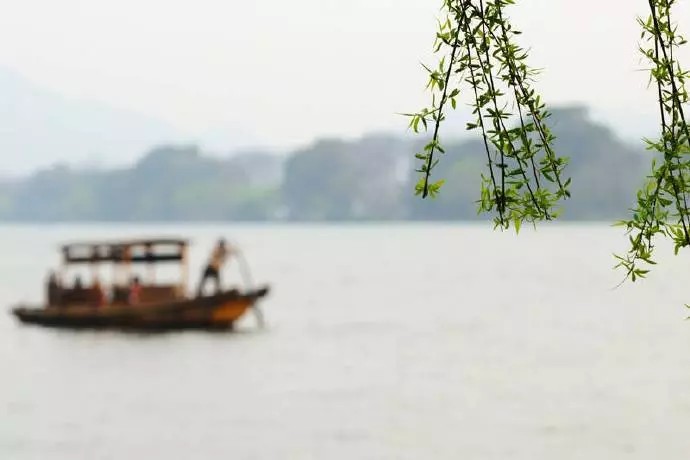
61,238,189,265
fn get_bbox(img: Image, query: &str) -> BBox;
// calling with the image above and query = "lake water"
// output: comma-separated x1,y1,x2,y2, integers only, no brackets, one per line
2,223,690,459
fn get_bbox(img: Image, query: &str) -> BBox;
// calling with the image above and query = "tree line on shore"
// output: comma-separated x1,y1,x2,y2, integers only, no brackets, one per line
0,106,649,222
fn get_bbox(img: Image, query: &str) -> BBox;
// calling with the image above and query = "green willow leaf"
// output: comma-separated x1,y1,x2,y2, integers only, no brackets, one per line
410,0,570,230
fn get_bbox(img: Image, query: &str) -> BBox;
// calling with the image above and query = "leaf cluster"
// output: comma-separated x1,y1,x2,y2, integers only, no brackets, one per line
406,0,570,230
616,0,690,282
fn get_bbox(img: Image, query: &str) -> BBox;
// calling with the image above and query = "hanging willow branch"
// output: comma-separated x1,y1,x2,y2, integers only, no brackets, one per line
406,0,570,230
615,0,690,282
410,0,690,287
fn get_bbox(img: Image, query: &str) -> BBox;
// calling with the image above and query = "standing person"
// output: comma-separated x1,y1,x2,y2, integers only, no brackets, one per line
197,238,230,296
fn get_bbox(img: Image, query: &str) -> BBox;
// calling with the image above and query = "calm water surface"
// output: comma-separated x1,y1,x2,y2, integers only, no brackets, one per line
2,224,690,459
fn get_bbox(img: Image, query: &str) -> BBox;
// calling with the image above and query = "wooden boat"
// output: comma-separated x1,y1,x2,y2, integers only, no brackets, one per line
11,238,270,331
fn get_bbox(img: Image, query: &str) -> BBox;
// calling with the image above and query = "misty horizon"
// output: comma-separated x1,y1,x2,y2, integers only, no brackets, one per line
0,64,660,178
0,0,686,174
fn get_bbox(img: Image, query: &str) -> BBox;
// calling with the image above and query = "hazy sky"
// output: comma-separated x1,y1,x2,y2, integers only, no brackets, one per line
0,0,688,150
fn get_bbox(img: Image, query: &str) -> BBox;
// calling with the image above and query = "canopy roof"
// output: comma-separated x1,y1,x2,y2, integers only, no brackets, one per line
61,238,189,265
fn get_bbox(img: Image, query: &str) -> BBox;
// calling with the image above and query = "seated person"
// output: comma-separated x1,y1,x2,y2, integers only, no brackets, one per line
46,271,61,306
92,277,107,308
128,276,142,305
73,275,84,290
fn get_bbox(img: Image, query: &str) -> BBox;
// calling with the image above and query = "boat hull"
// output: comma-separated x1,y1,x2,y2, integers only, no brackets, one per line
11,286,269,331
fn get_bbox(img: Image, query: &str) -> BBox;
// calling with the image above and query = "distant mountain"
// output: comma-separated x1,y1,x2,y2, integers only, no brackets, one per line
405,106,650,221
0,105,656,222
0,67,189,176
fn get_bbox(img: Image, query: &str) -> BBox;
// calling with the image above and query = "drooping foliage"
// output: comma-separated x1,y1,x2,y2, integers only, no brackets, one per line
410,0,690,281
616,0,690,282
407,0,570,231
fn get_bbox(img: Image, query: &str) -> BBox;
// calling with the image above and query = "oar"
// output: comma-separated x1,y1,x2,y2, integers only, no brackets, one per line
233,247,265,329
